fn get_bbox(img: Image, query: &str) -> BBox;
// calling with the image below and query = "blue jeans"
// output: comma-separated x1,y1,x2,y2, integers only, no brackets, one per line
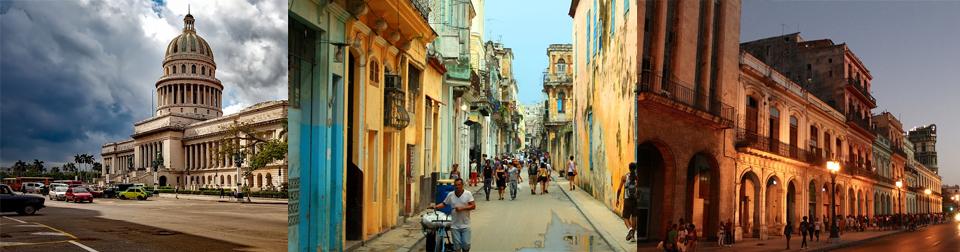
509,181,518,199
451,227,471,251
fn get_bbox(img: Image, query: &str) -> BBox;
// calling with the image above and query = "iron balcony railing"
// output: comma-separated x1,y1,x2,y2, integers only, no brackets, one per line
639,70,736,125
735,129,814,163
892,145,908,157
543,72,573,84
847,78,876,104
384,74,410,129
846,112,874,132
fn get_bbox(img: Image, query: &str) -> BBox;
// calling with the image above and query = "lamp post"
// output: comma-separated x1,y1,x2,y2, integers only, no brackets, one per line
827,161,841,241
233,150,245,201
896,180,903,228
925,189,932,213
152,151,163,192
127,158,133,184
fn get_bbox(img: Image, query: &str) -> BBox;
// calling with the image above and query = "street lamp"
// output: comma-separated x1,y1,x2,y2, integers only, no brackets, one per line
152,151,164,191
896,180,903,228
233,150,245,200
827,160,841,241
925,189,932,213
127,158,133,183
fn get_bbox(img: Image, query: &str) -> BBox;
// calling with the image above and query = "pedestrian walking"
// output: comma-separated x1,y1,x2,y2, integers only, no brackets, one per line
566,156,577,191
507,161,521,200
219,187,224,199
431,178,475,252
784,221,793,250
495,162,506,200
800,216,809,249
482,159,493,201
469,159,478,186
528,160,538,195
814,217,822,241
537,163,550,194
616,162,639,241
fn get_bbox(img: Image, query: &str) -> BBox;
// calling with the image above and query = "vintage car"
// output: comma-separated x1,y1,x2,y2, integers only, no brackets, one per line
0,184,45,215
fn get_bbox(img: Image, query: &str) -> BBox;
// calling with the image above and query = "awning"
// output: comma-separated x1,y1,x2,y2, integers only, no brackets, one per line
464,112,481,125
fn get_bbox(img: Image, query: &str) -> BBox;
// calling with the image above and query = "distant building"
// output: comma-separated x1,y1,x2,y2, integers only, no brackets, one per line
542,43,573,171
100,13,287,191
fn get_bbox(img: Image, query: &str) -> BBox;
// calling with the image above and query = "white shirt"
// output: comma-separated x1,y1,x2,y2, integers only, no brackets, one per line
567,161,576,173
443,190,475,229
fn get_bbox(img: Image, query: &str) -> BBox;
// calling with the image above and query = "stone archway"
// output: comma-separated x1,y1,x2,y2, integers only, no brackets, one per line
787,179,798,226
635,141,673,241
685,152,721,239
808,179,819,220
739,171,762,238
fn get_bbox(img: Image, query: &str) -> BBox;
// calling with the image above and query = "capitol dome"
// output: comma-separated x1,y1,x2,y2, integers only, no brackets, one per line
164,13,214,61
155,11,224,120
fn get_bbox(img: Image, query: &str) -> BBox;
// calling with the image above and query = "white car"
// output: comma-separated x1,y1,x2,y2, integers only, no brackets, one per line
48,186,67,201
22,182,45,194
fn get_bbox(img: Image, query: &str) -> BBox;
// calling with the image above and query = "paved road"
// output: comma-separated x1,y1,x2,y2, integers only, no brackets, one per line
416,177,613,251
1,195,286,252
835,222,960,252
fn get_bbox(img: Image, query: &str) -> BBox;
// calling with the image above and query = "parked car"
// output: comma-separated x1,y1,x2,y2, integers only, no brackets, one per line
118,188,148,200
0,184,45,215
22,182,45,194
65,187,94,203
48,186,68,201
102,186,117,198
87,186,104,198
47,183,69,196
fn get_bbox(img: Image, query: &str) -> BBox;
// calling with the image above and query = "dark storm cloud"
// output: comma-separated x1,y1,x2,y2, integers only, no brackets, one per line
0,0,286,166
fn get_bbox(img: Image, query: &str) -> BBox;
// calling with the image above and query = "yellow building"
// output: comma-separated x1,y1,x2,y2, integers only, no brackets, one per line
542,44,573,172
318,0,441,245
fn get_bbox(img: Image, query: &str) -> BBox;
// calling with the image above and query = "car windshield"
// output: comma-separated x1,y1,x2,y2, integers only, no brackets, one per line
73,187,88,193
55,187,67,192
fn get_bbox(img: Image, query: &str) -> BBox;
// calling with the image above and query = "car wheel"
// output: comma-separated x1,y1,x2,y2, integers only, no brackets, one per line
19,205,37,215
137,196,145,201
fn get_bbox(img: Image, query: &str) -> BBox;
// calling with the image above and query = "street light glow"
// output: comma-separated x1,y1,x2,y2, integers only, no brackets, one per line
827,161,840,173
896,180,903,188
925,188,932,195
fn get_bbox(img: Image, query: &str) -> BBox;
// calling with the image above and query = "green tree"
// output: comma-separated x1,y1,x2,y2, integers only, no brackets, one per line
50,166,61,174
31,159,44,173
63,162,77,174
12,160,28,175
216,119,287,198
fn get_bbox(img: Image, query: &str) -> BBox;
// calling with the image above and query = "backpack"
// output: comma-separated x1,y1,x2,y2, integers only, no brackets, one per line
624,174,638,199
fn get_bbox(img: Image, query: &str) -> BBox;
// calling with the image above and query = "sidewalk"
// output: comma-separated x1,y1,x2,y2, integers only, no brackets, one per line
345,211,427,252
556,177,636,252
556,177,903,252
156,192,288,204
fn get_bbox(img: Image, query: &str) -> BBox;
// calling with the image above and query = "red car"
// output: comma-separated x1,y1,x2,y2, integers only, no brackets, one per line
65,187,93,203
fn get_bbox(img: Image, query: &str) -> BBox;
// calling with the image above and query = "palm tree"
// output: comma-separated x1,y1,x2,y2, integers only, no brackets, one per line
13,160,28,175
74,154,84,172
31,159,44,173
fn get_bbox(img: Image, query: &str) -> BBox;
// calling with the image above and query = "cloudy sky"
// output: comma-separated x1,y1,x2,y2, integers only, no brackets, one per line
0,0,287,167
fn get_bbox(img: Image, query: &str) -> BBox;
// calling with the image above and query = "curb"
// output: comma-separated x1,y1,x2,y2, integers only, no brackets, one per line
157,194,287,205
555,176,626,252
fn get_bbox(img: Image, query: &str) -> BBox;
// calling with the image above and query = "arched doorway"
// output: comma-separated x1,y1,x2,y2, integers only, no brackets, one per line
848,187,855,216
685,153,720,239
739,171,761,238
786,180,797,226
821,182,832,220
808,180,818,220
766,176,783,234
635,142,669,241
159,176,167,187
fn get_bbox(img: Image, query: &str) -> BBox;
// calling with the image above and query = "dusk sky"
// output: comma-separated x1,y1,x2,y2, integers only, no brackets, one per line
493,0,960,185
0,0,286,167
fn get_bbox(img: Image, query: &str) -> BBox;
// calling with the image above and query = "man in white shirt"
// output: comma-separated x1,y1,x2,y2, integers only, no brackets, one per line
432,178,476,252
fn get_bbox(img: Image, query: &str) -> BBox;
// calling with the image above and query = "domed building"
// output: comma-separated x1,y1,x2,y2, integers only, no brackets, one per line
100,12,287,192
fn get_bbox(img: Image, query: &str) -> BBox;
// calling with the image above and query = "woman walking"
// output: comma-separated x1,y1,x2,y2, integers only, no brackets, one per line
495,162,507,200
566,156,577,190
538,163,550,194
450,164,461,180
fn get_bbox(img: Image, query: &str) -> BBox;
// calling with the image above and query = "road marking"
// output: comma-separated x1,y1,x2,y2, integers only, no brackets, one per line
0,240,72,247
15,224,46,228
31,232,72,236
32,222,78,239
69,240,100,252
2,216,27,224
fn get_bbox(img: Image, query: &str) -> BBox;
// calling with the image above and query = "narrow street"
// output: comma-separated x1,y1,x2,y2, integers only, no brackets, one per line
835,223,960,252
415,176,613,251
0,196,287,252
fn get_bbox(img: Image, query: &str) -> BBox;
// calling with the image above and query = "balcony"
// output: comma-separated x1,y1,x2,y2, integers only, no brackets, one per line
639,70,736,127
384,75,410,129
892,145,908,157
735,129,811,162
446,61,471,84
410,0,431,23
846,112,874,134
543,72,573,85
846,78,876,105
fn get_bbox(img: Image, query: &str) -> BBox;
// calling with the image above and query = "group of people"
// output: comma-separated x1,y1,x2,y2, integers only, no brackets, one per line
454,151,573,202
659,219,699,252
777,212,951,250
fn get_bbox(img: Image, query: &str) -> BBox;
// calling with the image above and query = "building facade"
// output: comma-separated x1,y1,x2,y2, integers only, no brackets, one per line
101,13,287,193
569,0,742,241
542,44,574,172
